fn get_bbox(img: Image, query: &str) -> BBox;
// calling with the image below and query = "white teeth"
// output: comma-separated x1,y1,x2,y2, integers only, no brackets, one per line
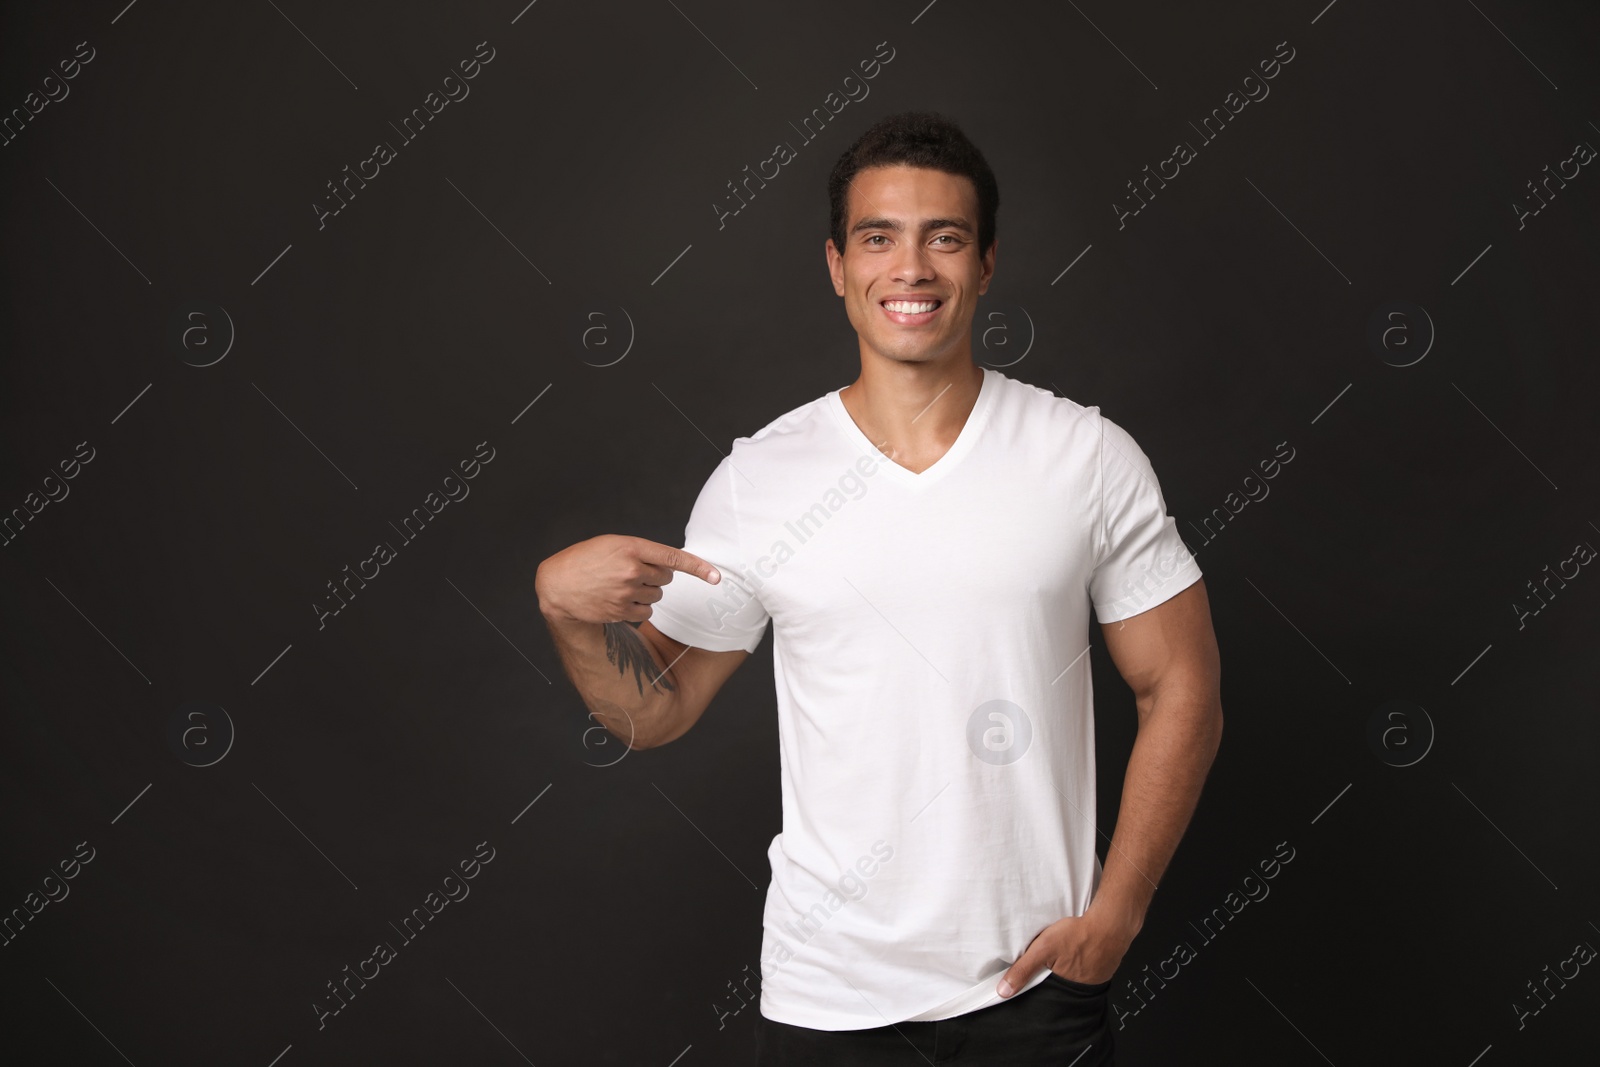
883,300,938,314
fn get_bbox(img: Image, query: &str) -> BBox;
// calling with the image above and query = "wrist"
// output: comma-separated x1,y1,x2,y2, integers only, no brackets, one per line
1086,895,1146,943
533,564,572,623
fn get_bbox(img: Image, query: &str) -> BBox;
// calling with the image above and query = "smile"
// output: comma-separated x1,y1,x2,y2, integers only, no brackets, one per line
879,298,943,324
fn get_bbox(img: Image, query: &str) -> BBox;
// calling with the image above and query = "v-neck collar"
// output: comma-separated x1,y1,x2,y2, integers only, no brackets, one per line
825,366,1000,489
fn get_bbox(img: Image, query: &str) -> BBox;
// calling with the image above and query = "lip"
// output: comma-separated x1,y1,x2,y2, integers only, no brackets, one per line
879,295,943,326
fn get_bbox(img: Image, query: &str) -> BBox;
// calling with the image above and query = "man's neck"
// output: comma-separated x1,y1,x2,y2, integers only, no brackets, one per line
838,358,985,475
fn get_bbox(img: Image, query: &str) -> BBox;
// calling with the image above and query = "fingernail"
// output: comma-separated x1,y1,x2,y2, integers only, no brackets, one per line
708,568,720,583
997,978,1014,998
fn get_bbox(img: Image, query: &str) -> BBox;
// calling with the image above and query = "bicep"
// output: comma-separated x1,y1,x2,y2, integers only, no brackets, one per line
1098,578,1219,709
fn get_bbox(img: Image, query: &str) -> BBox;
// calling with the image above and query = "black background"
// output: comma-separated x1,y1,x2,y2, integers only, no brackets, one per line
3,1,1598,1064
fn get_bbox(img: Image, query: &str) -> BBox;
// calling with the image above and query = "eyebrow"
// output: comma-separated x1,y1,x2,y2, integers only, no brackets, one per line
849,215,974,237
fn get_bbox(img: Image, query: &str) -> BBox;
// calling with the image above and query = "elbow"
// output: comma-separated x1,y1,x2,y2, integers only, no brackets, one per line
628,727,666,752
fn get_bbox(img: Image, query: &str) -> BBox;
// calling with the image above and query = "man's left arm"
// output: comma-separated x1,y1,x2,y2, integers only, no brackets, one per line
998,577,1222,996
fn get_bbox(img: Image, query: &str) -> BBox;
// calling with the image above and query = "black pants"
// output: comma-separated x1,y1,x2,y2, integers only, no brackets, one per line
755,972,1116,1065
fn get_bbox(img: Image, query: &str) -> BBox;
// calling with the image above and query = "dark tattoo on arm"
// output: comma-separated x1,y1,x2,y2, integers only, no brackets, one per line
603,621,677,698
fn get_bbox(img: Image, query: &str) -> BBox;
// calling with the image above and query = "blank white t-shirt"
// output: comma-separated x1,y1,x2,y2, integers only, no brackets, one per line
647,366,1202,1030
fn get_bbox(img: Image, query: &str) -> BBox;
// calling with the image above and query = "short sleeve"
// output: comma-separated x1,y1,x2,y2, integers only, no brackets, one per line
1089,413,1203,623
647,454,771,653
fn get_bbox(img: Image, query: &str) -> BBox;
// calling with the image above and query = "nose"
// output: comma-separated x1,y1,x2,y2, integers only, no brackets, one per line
889,239,936,287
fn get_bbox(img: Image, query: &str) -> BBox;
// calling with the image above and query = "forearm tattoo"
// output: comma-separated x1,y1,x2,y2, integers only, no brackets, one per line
603,621,677,697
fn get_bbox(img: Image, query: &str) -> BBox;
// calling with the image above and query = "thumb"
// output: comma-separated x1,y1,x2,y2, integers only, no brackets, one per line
996,952,1044,999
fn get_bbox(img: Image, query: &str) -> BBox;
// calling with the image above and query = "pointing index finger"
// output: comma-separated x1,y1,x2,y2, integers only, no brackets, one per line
636,538,720,584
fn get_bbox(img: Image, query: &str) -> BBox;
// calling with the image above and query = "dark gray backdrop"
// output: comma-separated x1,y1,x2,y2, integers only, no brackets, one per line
3,1,1597,1063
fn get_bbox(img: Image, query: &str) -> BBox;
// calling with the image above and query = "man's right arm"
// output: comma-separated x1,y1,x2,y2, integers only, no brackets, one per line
535,536,749,750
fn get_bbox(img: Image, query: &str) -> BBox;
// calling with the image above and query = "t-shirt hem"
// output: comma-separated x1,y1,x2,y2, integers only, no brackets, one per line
647,607,763,654
1093,558,1203,623
759,970,1052,1031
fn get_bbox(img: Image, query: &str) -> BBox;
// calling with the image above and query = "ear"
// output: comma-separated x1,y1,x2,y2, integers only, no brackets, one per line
825,238,846,297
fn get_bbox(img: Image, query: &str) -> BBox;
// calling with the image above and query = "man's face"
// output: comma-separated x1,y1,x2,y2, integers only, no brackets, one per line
826,164,996,368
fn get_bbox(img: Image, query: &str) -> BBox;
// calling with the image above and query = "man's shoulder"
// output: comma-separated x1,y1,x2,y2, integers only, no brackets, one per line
990,370,1107,452
726,386,836,464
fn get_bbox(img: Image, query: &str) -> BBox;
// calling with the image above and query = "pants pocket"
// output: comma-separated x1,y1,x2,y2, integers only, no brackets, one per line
1043,970,1113,994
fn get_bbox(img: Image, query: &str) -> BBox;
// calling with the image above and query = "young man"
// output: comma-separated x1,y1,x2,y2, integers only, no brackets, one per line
536,112,1223,1065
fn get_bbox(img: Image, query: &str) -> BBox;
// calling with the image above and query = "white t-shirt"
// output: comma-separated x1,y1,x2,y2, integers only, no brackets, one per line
647,366,1202,1030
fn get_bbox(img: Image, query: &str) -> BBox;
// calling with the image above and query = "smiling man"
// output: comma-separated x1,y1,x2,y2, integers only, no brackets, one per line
535,111,1223,1065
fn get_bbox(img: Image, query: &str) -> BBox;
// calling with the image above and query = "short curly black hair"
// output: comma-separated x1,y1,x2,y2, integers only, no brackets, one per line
827,111,999,259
